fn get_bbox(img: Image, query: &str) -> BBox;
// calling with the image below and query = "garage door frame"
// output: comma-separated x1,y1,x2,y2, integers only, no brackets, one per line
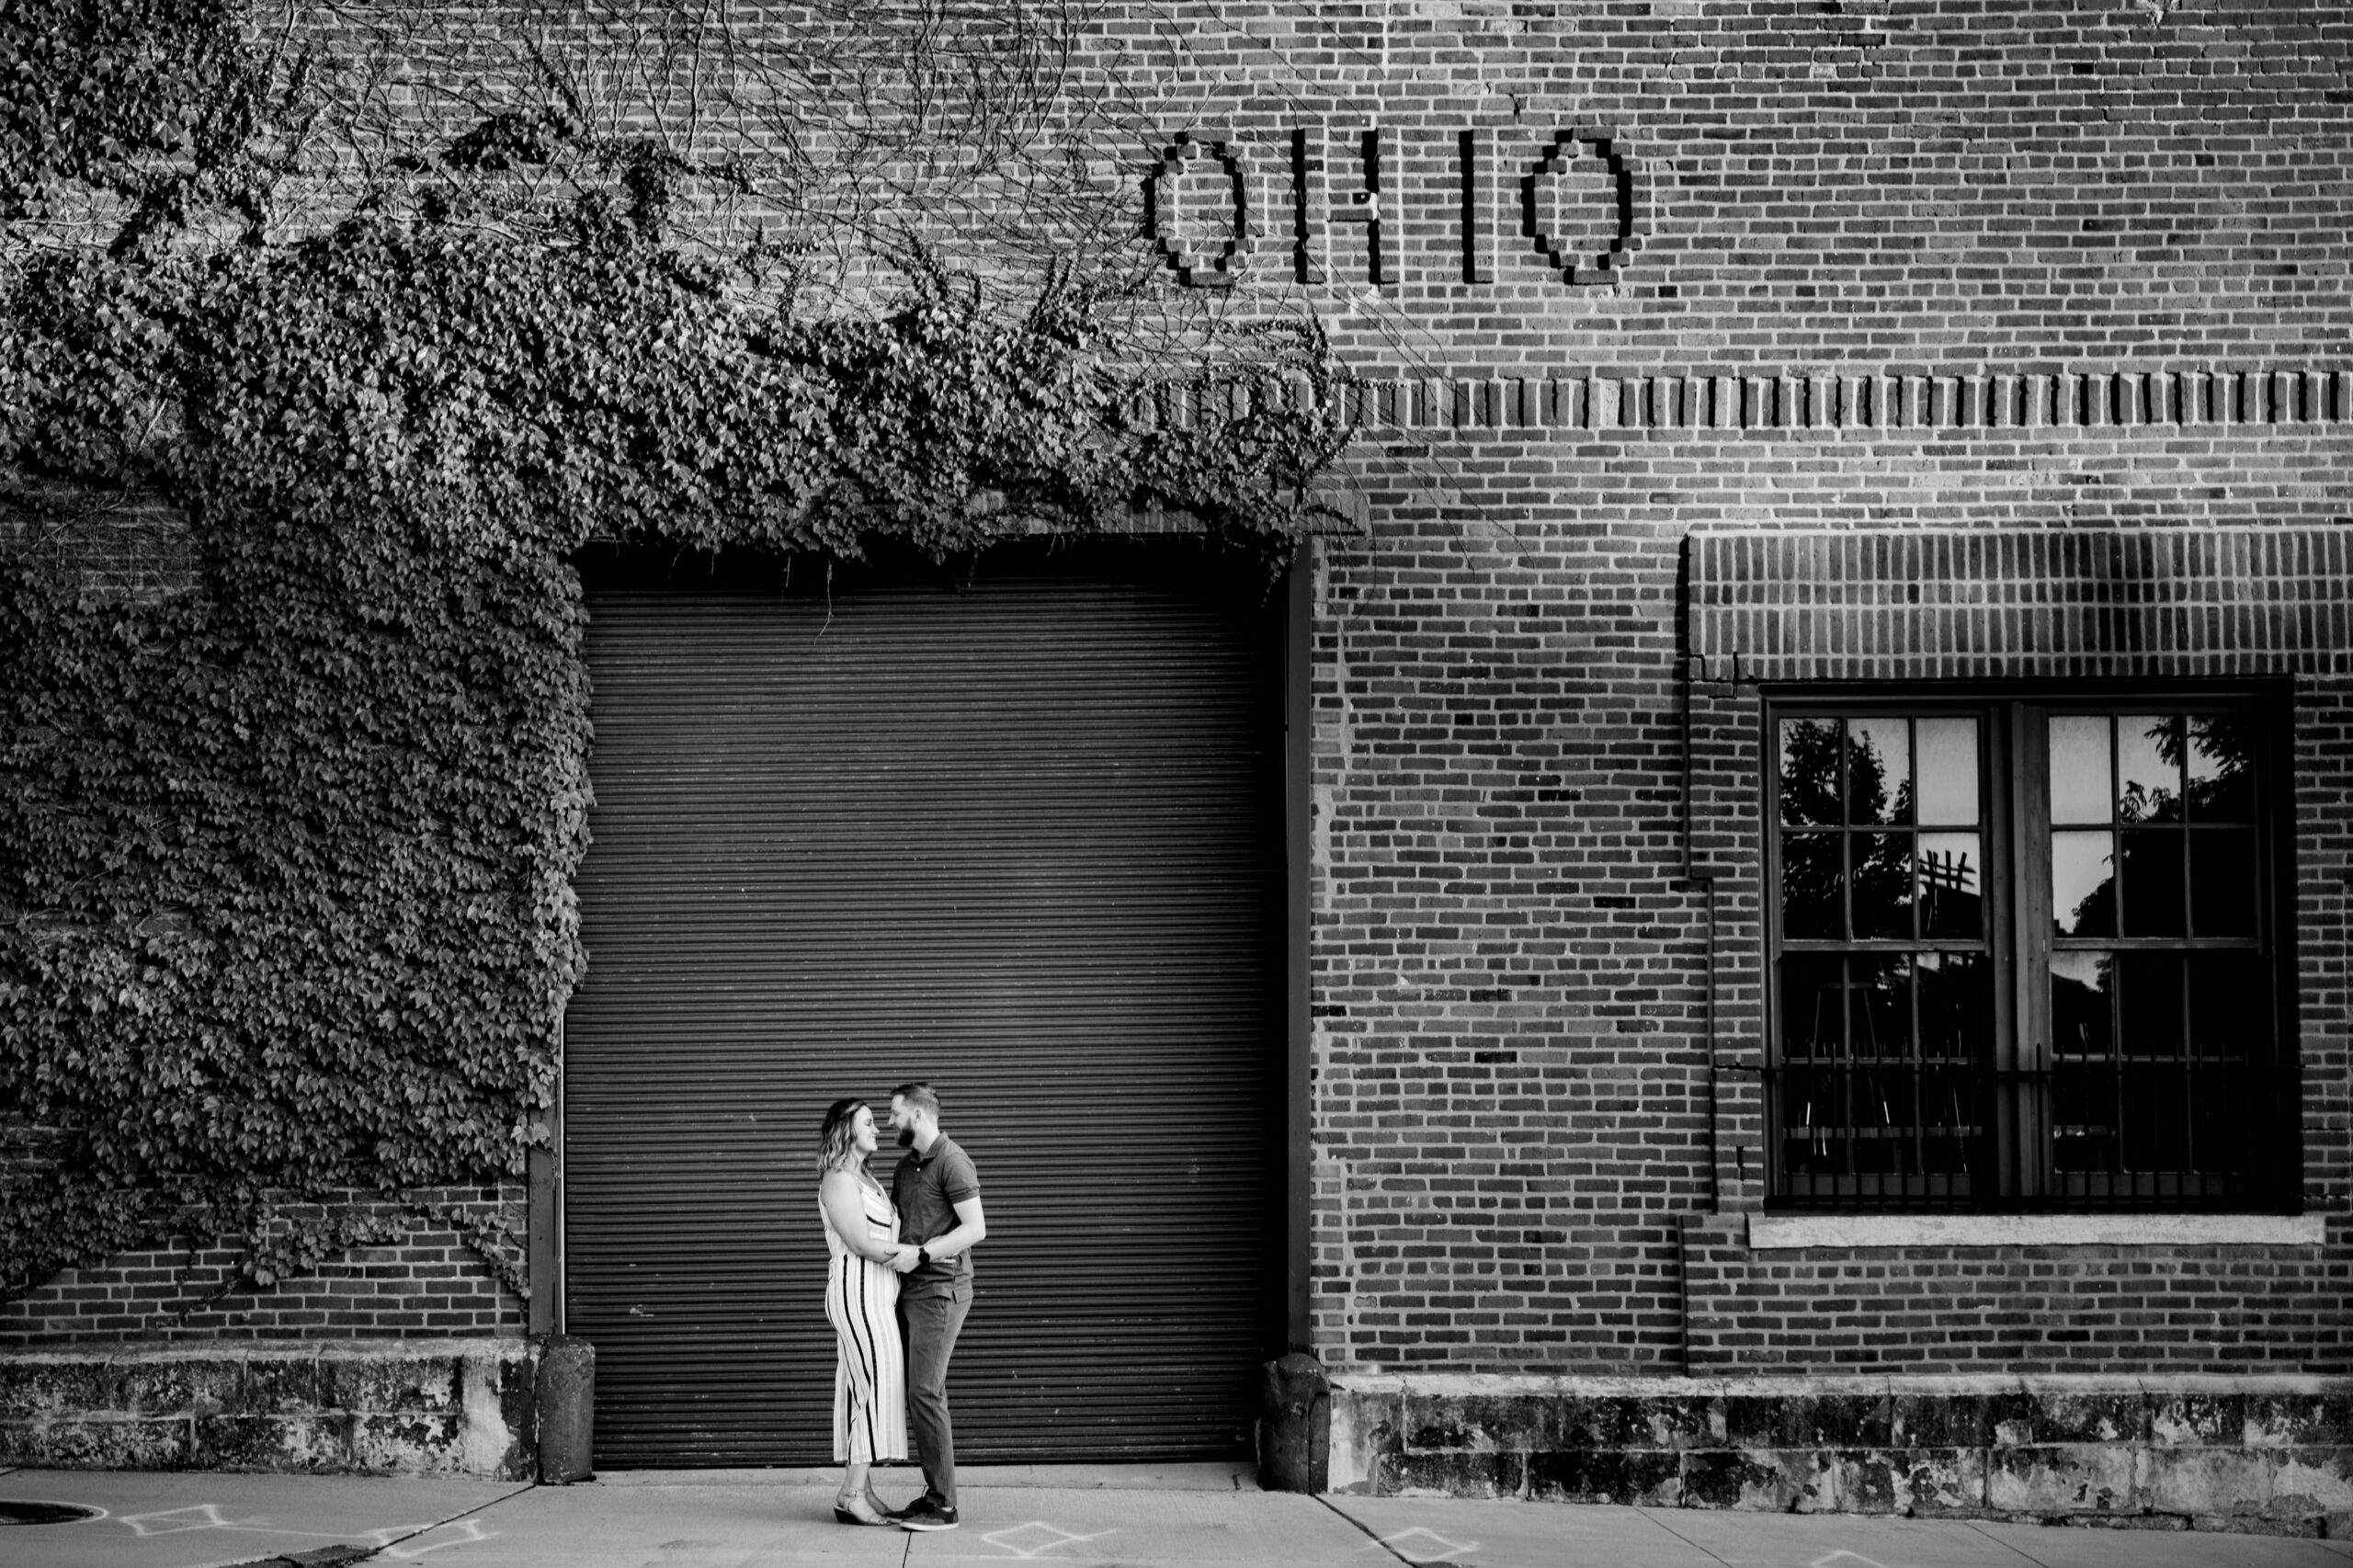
525,537,1318,1402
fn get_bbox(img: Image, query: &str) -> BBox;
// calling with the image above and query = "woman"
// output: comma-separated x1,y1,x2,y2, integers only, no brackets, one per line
816,1097,916,1525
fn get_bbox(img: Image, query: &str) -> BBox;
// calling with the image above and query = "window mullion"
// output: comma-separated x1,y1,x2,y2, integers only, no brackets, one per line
2006,702,2050,1203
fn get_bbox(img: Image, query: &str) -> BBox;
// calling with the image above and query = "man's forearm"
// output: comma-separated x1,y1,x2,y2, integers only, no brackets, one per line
924,1222,984,1261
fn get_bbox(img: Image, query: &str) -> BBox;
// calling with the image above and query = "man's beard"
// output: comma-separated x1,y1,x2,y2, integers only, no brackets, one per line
896,1128,915,1147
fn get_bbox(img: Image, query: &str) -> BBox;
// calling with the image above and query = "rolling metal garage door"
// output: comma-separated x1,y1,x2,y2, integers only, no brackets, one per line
563,549,1285,1467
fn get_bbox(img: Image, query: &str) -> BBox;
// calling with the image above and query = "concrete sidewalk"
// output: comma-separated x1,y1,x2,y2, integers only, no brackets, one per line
5,1463,2349,1568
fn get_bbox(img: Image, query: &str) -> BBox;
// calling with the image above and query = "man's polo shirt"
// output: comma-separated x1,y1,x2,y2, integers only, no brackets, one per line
892,1131,980,1299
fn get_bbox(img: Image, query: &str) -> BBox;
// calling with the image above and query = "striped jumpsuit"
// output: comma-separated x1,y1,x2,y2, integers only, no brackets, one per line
823,1176,909,1464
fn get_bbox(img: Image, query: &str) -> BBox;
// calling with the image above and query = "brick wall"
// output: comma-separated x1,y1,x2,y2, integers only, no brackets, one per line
0,1189,527,1347
1681,1217,2352,1372
218,1,2353,378
1169,0,2353,1381
1306,425,2353,1376
9,0,2352,1392
1102,0,2353,373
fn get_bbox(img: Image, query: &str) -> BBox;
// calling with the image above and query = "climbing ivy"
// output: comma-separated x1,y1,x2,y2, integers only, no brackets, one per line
0,2,1349,1307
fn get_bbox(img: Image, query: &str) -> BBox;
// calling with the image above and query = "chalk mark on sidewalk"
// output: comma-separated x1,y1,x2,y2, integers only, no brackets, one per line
362,1481,533,1562
978,1519,1118,1557
368,1516,501,1559
119,1502,340,1539
1361,1525,1480,1562
1313,1498,1470,1568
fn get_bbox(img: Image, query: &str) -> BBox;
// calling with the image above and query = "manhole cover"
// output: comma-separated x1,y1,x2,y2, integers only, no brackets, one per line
0,1499,102,1525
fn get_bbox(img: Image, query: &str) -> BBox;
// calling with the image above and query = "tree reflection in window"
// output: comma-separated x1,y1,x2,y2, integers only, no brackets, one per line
1779,716,1981,944
2048,710,2264,1202
1776,714,1988,1200
2050,713,2257,940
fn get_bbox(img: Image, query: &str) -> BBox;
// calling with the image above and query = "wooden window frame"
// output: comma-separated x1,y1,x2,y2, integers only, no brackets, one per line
1761,687,2300,1214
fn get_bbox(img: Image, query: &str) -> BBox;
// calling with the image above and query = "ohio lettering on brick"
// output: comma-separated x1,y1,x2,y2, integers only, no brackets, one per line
1142,126,1638,290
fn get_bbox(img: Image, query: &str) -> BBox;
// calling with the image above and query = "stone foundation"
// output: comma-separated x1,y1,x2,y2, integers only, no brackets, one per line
0,1338,539,1479
1330,1374,2353,1538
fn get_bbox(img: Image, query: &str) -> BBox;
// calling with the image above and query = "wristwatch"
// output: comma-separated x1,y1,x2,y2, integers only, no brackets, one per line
916,1246,932,1267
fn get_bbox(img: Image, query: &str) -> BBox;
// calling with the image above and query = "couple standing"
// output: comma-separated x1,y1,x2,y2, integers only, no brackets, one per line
815,1082,984,1532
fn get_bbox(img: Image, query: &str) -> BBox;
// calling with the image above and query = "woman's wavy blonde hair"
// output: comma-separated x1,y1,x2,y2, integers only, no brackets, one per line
816,1097,870,1175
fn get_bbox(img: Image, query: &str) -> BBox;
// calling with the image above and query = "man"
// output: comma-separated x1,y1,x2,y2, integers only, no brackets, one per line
884,1081,985,1533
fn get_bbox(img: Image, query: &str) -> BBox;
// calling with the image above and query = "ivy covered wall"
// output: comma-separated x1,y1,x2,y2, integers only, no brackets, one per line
0,1,1347,1326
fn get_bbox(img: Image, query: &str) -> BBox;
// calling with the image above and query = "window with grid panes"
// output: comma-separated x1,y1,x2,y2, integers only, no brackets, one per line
1766,698,2294,1211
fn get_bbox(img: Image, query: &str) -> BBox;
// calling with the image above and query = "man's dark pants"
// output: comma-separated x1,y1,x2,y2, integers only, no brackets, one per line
899,1282,972,1509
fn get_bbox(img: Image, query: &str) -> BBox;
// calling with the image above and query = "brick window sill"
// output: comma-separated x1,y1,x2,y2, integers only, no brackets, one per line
1745,1212,2327,1251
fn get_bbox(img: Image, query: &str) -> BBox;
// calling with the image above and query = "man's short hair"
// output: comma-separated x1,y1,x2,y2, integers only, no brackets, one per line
892,1081,941,1117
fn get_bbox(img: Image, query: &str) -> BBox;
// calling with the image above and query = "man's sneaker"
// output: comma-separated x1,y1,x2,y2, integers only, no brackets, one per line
897,1497,959,1532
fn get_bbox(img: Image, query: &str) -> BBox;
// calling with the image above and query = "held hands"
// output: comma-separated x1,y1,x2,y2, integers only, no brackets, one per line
887,1244,920,1274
